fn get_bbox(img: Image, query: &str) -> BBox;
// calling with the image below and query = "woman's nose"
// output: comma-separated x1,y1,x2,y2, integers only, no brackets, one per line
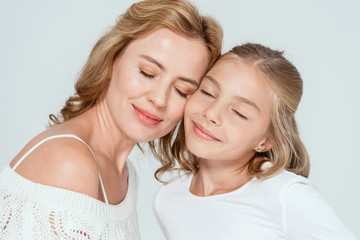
147,82,168,108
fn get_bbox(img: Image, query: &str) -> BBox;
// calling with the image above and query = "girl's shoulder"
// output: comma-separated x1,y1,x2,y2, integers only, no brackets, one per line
155,171,193,197
246,168,312,201
166,171,193,186
274,170,310,186
257,162,311,190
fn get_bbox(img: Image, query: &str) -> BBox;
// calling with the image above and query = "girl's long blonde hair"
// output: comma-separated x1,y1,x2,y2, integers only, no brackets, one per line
155,43,310,181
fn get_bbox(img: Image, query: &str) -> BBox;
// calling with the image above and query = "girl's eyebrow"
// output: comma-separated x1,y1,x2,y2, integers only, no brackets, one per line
233,96,261,113
204,74,260,112
204,75,221,90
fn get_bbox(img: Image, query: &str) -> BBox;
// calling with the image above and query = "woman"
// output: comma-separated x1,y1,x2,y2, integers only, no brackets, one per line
0,0,222,239
153,43,357,239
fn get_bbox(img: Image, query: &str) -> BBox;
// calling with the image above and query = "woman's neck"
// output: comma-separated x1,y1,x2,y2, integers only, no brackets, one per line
190,158,253,197
70,99,136,175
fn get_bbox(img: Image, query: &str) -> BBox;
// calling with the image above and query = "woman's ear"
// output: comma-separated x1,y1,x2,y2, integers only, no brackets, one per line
254,137,272,153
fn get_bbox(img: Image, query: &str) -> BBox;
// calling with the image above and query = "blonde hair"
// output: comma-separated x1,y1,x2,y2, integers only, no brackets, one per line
50,0,223,124
155,43,310,181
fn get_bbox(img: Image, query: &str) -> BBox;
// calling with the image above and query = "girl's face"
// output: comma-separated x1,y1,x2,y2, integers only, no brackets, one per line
105,28,209,142
184,54,273,163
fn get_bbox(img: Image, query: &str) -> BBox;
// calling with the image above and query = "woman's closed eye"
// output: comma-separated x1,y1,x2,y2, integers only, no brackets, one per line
140,69,155,79
232,109,247,120
175,88,188,98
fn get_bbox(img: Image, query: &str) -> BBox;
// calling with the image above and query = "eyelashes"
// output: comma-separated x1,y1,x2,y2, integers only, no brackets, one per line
176,89,188,98
140,69,189,99
232,109,247,119
200,89,214,98
139,70,155,79
201,89,248,120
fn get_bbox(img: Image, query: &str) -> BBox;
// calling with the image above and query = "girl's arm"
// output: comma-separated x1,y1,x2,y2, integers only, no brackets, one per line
282,181,358,240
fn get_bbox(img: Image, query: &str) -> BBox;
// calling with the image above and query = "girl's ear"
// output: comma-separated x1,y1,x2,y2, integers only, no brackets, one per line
254,137,272,153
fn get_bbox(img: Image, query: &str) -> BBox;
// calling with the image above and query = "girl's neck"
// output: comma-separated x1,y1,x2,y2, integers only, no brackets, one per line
190,158,253,197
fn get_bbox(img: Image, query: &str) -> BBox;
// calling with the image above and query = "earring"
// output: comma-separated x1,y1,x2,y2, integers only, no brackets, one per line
256,148,261,152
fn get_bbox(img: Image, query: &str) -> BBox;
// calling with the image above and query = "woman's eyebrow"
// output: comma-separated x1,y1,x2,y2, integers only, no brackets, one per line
178,77,199,87
140,55,164,70
140,54,199,87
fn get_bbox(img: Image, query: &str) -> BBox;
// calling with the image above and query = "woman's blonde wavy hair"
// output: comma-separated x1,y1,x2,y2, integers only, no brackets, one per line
50,0,222,123
49,0,223,158
155,43,310,181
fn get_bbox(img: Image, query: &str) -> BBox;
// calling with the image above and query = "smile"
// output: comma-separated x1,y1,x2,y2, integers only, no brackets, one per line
192,121,221,142
133,104,163,126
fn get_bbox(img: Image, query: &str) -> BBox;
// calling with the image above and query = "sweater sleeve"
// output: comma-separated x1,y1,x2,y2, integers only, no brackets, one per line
281,181,358,240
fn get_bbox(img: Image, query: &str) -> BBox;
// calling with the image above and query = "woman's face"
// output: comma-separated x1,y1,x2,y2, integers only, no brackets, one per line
184,54,273,163
106,28,209,142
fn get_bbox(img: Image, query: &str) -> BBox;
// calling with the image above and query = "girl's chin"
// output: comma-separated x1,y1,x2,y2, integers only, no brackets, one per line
186,148,212,160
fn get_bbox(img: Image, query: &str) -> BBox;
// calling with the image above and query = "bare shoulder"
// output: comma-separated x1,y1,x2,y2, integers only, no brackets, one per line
10,134,100,199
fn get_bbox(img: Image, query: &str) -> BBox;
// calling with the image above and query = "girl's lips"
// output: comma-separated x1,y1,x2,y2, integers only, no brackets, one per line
192,121,221,142
132,104,163,126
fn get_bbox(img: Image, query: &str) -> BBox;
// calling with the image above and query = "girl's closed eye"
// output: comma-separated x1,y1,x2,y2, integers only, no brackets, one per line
200,89,214,98
232,109,247,120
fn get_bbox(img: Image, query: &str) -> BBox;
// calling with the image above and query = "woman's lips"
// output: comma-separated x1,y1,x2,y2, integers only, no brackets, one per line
192,121,221,142
133,104,163,126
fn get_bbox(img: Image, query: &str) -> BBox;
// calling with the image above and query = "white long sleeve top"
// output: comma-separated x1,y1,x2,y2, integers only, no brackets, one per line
153,169,357,240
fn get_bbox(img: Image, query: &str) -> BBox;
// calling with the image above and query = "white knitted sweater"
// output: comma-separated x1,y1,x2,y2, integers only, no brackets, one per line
0,136,140,239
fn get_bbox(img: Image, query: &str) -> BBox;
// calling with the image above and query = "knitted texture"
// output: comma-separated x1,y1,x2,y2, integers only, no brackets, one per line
0,162,140,240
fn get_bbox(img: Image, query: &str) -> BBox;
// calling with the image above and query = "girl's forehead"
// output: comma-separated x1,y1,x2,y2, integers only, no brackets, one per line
209,54,260,81
213,53,254,71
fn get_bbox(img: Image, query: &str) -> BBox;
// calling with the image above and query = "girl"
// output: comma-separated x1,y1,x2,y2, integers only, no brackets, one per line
153,43,357,240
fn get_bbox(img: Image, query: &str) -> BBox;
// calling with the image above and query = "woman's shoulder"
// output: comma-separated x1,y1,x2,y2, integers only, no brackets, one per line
9,131,101,199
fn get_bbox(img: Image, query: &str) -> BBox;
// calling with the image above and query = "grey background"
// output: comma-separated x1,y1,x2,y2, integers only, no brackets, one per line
0,0,359,239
